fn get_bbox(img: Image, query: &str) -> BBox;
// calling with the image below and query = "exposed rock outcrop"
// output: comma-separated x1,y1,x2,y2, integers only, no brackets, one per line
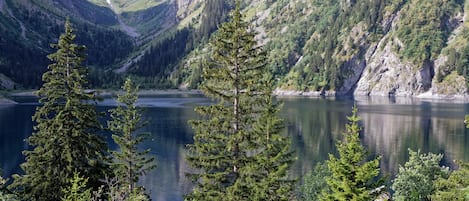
351,6,468,99
354,35,433,97
175,0,202,19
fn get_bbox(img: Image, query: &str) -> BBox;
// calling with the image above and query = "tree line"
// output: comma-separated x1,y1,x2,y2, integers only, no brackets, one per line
1,2,468,200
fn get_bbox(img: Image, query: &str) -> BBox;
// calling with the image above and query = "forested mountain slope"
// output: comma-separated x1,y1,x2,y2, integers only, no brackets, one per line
175,0,469,98
0,0,134,88
0,0,200,89
1,0,468,98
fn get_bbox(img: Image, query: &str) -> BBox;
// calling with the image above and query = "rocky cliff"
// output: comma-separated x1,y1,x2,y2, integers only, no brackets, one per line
255,0,469,99
351,3,468,98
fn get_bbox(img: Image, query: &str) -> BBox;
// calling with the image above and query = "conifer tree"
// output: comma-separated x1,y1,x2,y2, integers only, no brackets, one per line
321,106,383,201
61,172,92,201
1,169,19,201
108,78,155,198
186,2,294,200
10,19,109,201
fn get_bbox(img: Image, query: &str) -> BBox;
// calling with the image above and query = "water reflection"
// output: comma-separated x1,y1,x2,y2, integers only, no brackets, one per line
0,95,468,201
0,105,33,176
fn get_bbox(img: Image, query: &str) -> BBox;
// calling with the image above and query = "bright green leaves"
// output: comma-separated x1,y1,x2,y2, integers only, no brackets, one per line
392,149,449,201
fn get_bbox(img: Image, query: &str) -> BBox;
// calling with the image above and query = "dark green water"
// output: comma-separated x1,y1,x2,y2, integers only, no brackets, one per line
1,94,468,200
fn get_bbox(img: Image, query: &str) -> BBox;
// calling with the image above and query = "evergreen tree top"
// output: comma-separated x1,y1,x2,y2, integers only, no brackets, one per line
323,105,383,201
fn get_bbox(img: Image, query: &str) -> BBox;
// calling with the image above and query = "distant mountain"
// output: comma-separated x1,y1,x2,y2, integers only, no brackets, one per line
1,0,468,98
0,0,200,89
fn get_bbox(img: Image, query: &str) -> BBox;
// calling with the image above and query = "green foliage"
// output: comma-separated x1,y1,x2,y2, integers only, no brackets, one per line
431,161,469,201
300,162,331,201
61,172,92,201
322,106,383,201
185,2,294,200
438,40,469,83
396,0,463,64
9,20,109,201
108,78,156,197
132,28,192,80
0,0,134,88
196,0,229,42
235,88,296,201
96,176,150,201
269,0,388,91
391,149,449,201
0,169,19,201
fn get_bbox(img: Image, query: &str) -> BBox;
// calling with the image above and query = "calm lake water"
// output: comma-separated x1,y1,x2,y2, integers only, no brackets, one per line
1,94,469,200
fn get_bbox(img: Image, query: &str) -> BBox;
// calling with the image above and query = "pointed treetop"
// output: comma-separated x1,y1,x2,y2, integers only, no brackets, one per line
346,104,361,134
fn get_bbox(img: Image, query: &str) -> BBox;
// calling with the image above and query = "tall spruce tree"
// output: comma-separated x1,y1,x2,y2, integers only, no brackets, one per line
321,106,383,201
186,2,294,200
10,19,109,201
108,78,156,198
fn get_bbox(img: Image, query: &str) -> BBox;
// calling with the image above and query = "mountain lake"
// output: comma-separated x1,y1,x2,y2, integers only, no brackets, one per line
1,94,468,201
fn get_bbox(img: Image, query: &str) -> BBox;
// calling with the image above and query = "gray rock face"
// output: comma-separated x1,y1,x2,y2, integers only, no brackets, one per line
338,53,366,95
351,8,468,99
354,35,433,97
175,0,201,19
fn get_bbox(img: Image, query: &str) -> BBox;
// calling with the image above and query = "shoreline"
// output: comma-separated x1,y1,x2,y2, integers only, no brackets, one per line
273,89,469,103
7,89,204,97
2,89,469,104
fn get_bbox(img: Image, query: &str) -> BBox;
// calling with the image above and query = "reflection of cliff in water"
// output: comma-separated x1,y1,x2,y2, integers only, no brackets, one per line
282,96,469,179
0,105,34,177
358,97,469,174
1,95,468,201
281,97,353,178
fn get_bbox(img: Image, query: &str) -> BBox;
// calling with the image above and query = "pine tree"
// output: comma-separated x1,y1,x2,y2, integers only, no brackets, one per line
321,106,383,201
61,172,92,201
10,19,109,201
186,2,294,200
108,78,156,198
1,169,19,201
232,81,295,201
